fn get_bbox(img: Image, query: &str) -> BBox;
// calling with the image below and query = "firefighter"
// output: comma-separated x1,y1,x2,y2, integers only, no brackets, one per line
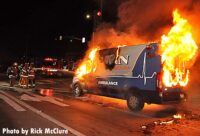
17,64,23,80
7,62,18,88
28,63,35,88
20,63,29,88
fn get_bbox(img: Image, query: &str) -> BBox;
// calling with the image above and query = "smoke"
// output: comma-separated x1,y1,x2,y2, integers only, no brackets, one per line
89,23,143,49
88,0,200,49
89,0,200,81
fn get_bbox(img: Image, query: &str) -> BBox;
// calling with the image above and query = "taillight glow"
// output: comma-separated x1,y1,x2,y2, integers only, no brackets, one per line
156,73,162,92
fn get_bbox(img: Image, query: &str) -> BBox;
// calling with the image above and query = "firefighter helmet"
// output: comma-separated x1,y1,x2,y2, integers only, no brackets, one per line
13,62,18,66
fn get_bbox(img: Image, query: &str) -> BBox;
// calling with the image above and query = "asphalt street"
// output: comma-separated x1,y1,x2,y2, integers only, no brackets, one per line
0,74,191,136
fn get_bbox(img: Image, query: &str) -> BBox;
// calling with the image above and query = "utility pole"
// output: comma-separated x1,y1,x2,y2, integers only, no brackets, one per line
99,0,103,22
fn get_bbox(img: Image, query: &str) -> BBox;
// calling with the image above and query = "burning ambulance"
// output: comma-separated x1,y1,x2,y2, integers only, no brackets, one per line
71,10,198,111
72,43,187,111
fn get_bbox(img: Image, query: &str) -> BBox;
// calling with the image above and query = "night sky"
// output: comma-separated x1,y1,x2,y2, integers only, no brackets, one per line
0,1,118,65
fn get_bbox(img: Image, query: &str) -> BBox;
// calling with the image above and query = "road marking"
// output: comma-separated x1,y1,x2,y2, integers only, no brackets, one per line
53,97,64,102
0,91,86,136
25,91,69,107
0,82,10,87
0,94,26,112
11,87,69,107
20,94,41,102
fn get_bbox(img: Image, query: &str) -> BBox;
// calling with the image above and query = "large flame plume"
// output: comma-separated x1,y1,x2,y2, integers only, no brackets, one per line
161,10,198,87
75,48,98,79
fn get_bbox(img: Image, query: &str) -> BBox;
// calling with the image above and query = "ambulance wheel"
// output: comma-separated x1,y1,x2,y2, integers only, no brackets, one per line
73,83,83,97
127,93,144,111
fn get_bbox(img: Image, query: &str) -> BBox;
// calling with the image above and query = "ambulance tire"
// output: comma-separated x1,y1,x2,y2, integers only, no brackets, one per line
73,83,83,97
127,93,144,111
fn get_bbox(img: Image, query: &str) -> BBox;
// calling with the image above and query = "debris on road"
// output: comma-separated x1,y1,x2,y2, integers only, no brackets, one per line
142,110,200,135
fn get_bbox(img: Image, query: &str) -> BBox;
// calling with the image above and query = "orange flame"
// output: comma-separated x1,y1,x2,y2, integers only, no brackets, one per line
75,48,98,78
161,9,198,87
116,45,127,60
173,114,182,119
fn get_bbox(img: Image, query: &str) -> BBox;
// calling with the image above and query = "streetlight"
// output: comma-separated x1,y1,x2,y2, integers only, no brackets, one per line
57,35,87,44
83,10,102,47
85,14,91,20
84,10,102,31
